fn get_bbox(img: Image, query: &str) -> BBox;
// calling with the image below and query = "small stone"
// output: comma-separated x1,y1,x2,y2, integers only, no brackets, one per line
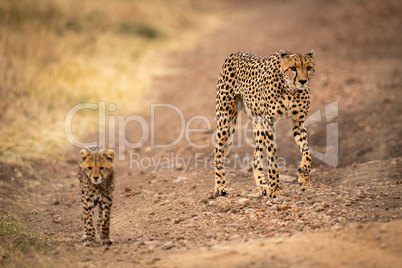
237,198,250,206
161,241,175,250
145,146,153,154
230,208,239,213
227,223,241,228
172,218,181,224
280,205,291,211
176,163,183,170
215,197,232,212
246,193,261,199
230,234,241,240
15,169,23,178
335,195,344,202
271,204,280,211
315,206,325,212
124,187,132,193
149,258,161,264
321,201,331,208
53,217,62,223
174,199,185,205
173,177,189,183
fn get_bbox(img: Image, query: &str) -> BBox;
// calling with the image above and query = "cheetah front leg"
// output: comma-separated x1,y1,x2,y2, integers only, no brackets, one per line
100,195,113,245
263,119,282,198
292,120,312,191
81,191,96,246
96,198,103,241
250,117,270,196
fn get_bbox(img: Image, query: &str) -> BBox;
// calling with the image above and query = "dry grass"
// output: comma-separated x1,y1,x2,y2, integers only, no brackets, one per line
0,212,71,268
0,0,220,161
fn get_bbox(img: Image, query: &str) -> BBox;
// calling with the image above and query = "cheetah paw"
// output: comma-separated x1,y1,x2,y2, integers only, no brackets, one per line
298,166,310,191
268,186,282,198
298,175,306,185
299,179,310,191
259,184,269,196
82,235,96,246
101,239,113,245
83,240,96,247
215,185,228,196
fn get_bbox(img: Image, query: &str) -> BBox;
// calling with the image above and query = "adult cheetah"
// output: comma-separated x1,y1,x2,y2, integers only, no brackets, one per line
214,50,315,197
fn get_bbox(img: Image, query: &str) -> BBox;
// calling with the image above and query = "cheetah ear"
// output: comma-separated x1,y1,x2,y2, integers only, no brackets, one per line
279,50,290,57
80,149,90,161
104,149,115,162
307,50,315,58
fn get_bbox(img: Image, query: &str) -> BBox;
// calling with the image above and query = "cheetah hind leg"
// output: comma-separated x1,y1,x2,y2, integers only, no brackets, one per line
214,110,238,196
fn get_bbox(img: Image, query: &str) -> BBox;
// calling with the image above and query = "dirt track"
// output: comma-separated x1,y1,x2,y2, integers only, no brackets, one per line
1,0,402,267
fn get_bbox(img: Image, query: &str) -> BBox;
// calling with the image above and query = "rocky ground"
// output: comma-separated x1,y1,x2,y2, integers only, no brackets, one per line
1,0,402,267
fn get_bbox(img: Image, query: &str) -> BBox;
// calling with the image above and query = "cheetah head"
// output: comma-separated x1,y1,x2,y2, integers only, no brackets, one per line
80,148,115,185
279,50,315,91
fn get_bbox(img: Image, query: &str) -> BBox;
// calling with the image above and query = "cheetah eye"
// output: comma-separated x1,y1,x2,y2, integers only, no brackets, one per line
307,66,312,71
88,167,92,170
290,66,297,71
100,167,104,170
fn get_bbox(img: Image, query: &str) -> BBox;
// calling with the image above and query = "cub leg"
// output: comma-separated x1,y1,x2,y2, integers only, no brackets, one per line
100,195,113,245
81,190,96,246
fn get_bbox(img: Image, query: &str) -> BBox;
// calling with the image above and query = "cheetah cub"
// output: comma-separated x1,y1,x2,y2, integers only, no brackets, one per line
78,146,115,246
214,50,316,198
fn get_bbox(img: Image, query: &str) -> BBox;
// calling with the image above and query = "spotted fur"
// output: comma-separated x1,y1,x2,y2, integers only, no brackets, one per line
214,50,316,197
78,146,115,246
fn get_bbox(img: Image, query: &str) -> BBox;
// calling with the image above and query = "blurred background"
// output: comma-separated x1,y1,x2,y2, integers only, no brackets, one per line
0,0,220,161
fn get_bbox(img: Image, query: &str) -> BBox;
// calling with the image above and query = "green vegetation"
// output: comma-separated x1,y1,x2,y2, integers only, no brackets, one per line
0,213,70,267
0,213,49,253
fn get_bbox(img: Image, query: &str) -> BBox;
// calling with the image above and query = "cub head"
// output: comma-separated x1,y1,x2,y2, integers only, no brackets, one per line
279,50,316,90
80,148,115,185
